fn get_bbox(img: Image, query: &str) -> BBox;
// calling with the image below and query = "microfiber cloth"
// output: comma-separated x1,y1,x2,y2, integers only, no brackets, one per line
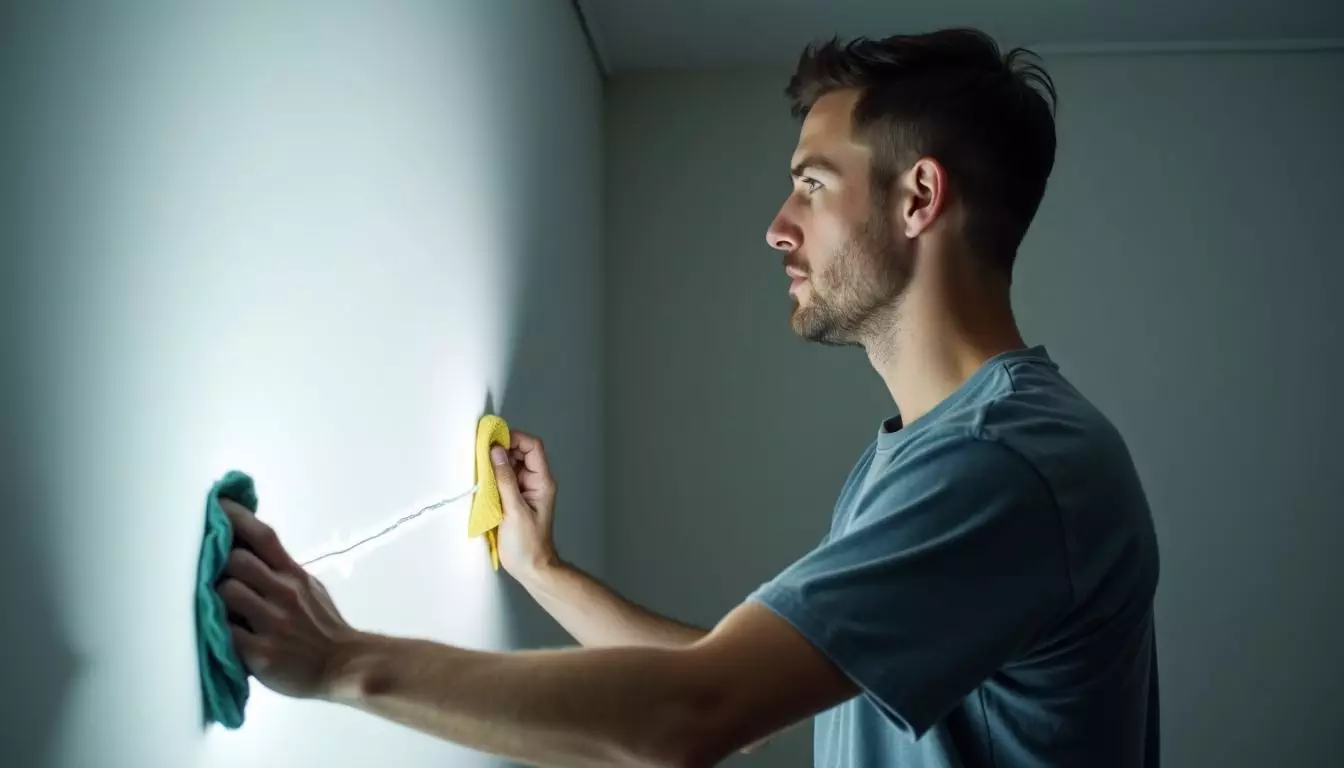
195,470,256,729
468,415,510,570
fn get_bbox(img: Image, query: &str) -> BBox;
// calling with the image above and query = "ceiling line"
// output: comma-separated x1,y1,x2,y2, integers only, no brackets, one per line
570,0,609,78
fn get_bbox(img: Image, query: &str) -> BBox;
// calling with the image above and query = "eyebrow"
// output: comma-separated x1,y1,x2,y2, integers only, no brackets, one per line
791,155,842,179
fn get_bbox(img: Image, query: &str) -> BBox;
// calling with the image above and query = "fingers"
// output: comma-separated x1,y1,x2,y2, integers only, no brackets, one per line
219,577,282,632
223,502,302,577
225,547,289,601
490,445,527,511
508,431,556,495
230,624,261,671
509,431,550,473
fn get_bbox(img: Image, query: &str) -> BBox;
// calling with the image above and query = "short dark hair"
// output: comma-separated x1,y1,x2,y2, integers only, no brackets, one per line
787,28,1057,274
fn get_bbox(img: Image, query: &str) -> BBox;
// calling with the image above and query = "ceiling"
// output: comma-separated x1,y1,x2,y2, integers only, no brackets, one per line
576,0,1344,72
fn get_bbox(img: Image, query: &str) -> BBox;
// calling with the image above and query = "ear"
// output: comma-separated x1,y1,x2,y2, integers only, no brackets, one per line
899,157,947,238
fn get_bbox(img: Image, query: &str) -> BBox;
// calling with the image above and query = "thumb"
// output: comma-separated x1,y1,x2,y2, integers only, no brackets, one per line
490,446,524,510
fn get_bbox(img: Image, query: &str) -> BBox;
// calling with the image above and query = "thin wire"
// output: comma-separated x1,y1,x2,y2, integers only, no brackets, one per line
300,483,479,568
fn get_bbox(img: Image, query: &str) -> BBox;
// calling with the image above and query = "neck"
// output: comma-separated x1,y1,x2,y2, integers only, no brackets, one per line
863,257,1026,427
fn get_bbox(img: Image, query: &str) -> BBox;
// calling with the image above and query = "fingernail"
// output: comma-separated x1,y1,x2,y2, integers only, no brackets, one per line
491,446,507,465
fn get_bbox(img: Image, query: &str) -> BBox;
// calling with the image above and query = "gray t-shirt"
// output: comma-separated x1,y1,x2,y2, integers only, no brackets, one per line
749,346,1160,767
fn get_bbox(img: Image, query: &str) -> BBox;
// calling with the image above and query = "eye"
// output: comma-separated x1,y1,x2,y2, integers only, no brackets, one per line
800,176,823,194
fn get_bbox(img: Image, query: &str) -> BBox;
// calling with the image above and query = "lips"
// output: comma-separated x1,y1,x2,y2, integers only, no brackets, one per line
786,266,808,294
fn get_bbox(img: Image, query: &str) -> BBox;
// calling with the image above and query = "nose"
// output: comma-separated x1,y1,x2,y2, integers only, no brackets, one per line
766,206,800,253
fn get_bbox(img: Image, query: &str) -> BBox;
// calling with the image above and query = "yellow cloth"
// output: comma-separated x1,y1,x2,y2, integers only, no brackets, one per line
469,415,511,570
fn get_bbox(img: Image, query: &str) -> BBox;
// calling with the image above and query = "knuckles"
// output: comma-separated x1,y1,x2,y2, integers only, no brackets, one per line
227,548,252,573
275,580,303,609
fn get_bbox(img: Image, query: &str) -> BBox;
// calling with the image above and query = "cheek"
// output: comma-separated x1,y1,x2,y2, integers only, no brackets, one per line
805,211,848,266
816,227,864,278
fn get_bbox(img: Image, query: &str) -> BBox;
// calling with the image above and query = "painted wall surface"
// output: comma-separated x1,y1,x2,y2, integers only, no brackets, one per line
1,2,602,766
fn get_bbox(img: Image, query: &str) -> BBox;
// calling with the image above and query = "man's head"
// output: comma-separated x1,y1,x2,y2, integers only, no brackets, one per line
766,29,1057,346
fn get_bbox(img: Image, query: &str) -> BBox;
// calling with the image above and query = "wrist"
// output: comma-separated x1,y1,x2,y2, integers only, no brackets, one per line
321,630,381,705
517,549,565,589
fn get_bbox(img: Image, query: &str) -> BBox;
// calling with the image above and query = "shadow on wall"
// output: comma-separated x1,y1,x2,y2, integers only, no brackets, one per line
494,323,572,651
0,396,80,768
493,152,603,653
2,9,78,763
483,18,604,654
0,233,79,767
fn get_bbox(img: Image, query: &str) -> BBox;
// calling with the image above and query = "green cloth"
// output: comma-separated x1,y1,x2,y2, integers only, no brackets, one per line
196,470,257,729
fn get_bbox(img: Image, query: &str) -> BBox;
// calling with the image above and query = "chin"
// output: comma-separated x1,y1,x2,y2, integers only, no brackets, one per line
791,306,856,347
789,308,823,342
788,303,809,335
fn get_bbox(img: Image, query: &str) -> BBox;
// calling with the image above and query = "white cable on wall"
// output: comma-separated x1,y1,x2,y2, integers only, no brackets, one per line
299,483,479,568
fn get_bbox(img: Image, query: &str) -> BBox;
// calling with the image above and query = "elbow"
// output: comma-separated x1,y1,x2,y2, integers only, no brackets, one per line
659,742,729,768
630,686,741,768
650,723,773,768
637,741,728,768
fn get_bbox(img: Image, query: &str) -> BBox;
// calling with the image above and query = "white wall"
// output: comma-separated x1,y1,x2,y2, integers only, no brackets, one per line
603,50,1344,766
1,2,602,767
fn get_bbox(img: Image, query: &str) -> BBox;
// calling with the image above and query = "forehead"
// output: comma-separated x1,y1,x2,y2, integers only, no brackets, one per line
792,89,870,169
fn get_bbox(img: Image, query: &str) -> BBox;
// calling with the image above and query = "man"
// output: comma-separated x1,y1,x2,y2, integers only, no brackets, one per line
218,28,1160,767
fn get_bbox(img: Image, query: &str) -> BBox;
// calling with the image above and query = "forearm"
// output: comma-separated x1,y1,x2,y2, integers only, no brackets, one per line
325,632,720,768
519,560,707,649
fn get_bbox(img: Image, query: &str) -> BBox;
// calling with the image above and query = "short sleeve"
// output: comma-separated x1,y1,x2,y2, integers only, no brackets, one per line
748,437,1072,737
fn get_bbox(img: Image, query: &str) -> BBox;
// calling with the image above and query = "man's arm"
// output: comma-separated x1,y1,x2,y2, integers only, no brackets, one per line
515,559,706,648
492,434,776,755
495,432,706,649
322,602,854,768
217,505,857,768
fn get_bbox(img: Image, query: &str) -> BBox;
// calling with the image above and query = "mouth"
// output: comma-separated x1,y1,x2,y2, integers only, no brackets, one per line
785,266,808,294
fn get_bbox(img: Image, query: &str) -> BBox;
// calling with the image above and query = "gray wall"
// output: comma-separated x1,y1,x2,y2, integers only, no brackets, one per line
604,50,1344,766
1,2,602,767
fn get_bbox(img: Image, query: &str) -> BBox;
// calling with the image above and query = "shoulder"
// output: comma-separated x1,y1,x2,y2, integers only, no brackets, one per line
904,351,1130,493
973,353,1124,456
854,430,1057,540
971,356,1141,513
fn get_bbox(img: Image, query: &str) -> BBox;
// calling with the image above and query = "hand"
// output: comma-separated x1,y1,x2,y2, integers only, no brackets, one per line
217,500,360,701
491,430,560,581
